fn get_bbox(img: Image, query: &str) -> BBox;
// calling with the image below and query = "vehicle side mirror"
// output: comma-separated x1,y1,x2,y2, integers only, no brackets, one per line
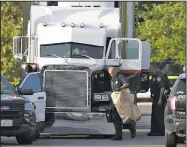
15,86,21,93
18,88,34,95
164,90,170,97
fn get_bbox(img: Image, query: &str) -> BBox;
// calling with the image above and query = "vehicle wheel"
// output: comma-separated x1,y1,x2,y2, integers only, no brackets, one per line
165,132,177,147
32,131,40,141
16,135,35,145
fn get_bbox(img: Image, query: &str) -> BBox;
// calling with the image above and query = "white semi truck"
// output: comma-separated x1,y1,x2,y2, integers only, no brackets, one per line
13,1,151,138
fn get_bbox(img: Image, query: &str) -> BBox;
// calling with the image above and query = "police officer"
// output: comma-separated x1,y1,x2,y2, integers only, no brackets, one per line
108,67,136,140
147,63,166,136
19,64,33,84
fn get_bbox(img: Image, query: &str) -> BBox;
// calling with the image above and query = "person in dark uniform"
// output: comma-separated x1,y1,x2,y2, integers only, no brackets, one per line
108,67,136,140
19,64,33,84
147,63,166,136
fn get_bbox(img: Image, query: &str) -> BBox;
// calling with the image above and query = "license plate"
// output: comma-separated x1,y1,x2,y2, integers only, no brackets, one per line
1,120,13,127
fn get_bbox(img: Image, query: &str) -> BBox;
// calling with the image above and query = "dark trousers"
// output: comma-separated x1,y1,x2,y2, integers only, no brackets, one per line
151,100,166,134
112,105,122,133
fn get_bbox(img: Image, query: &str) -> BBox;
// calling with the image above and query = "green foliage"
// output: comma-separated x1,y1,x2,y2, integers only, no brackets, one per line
1,2,24,83
139,2,186,65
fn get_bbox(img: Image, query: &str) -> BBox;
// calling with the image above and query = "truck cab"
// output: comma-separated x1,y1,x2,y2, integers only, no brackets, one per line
12,2,151,136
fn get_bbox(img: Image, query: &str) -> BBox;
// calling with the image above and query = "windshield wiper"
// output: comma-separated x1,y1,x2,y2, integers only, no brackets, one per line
47,54,96,61
46,54,62,58
73,54,94,60
81,54,95,60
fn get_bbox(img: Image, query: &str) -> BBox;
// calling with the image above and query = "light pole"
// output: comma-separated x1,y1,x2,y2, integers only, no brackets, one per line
23,2,30,36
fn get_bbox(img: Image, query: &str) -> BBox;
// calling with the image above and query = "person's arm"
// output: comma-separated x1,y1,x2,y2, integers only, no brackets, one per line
119,83,129,90
156,74,165,106
159,87,165,101
118,74,129,90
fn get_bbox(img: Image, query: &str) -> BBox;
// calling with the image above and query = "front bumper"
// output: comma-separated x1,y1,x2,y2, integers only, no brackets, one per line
1,111,36,137
1,124,36,136
165,115,186,136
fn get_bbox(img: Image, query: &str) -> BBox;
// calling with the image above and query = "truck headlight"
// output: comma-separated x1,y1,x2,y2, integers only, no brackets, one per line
93,94,110,101
24,103,34,111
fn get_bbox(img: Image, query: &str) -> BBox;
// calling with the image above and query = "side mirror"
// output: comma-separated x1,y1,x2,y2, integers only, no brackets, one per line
164,90,170,97
18,88,34,95
13,54,23,62
33,103,36,109
15,86,21,93
116,40,123,67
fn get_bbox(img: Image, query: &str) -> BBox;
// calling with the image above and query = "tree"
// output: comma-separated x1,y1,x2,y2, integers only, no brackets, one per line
139,2,186,65
1,2,24,83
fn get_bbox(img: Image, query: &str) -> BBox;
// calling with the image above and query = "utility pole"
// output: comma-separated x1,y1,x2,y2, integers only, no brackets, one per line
23,2,30,36
22,2,31,62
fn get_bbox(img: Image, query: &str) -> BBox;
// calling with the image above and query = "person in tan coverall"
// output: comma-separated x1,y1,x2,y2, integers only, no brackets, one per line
108,67,136,140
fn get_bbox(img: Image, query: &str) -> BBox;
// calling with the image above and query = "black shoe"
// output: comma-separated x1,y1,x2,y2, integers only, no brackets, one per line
111,132,122,140
157,133,164,136
147,131,160,136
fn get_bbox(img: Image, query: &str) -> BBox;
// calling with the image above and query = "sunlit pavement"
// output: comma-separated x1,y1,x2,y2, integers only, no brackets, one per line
1,102,185,147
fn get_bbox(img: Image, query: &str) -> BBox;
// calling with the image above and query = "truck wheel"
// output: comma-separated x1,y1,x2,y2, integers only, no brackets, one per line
165,132,177,147
16,135,35,145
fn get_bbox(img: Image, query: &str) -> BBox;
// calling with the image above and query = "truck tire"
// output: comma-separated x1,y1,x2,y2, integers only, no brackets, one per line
165,132,177,147
16,135,35,145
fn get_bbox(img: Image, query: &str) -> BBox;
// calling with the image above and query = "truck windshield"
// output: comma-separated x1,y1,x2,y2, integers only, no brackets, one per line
1,76,17,94
40,42,104,59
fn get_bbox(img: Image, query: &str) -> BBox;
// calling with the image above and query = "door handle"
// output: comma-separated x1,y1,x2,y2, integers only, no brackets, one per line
37,96,44,100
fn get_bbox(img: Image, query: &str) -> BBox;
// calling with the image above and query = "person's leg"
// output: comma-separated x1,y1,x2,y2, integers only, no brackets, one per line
147,102,159,136
111,106,122,140
129,121,136,138
156,102,166,135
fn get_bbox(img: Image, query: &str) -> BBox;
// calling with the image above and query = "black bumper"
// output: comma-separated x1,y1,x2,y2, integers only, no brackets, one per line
1,124,36,136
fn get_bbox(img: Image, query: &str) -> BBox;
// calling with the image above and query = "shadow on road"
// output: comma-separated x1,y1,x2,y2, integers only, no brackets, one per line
1,130,185,147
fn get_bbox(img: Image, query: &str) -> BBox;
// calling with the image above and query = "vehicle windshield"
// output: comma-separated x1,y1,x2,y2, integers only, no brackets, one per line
1,75,17,94
40,42,104,59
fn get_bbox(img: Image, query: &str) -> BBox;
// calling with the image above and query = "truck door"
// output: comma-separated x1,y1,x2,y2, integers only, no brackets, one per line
19,72,46,122
105,38,146,93
140,41,151,92
105,38,142,68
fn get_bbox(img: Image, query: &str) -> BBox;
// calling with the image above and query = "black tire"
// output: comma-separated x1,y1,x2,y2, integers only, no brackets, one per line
16,135,35,145
165,132,177,147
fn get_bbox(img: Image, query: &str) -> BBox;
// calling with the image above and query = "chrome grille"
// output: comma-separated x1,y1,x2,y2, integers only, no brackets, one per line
44,70,89,109
0,104,24,126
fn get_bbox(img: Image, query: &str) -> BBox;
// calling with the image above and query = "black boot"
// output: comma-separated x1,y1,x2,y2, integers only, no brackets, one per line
129,122,136,139
111,132,122,140
130,127,136,138
147,131,160,136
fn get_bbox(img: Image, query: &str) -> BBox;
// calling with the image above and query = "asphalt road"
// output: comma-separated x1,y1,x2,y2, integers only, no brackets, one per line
1,102,185,147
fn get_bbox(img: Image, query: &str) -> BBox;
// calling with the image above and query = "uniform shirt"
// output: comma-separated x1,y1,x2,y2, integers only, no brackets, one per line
111,73,129,92
150,70,165,95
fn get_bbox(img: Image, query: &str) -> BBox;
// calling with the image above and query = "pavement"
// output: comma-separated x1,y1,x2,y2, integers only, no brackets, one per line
1,102,185,147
